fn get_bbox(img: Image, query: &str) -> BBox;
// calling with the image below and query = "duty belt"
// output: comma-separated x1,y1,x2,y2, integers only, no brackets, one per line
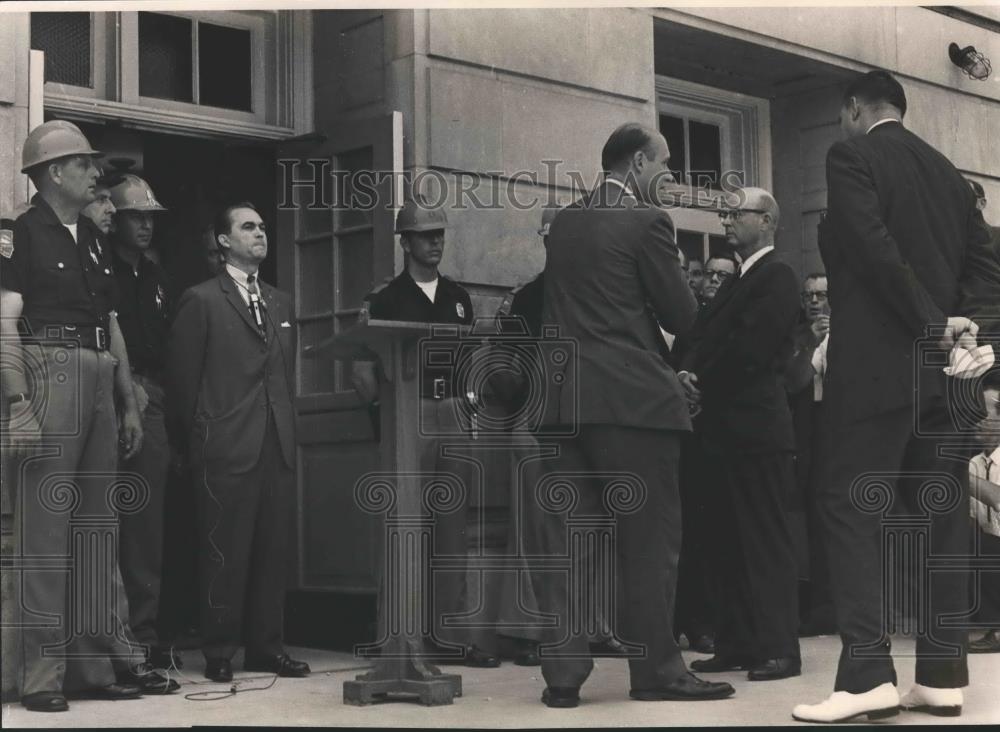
28,324,110,352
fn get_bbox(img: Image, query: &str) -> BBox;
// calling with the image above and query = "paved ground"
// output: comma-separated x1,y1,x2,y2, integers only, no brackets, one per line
2,635,999,727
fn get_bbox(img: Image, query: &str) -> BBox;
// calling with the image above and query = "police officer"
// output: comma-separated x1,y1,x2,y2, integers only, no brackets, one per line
105,174,183,682
351,194,499,668
1,120,146,712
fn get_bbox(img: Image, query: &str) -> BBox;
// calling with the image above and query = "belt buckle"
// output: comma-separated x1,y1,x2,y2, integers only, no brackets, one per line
433,378,446,400
95,326,108,351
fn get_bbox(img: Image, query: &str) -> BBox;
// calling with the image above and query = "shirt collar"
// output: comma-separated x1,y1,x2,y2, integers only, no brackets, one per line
989,445,1000,465
604,177,636,199
225,263,259,289
866,118,900,135
739,245,774,277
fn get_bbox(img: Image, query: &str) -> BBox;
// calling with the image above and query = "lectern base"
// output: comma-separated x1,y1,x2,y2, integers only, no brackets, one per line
344,662,462,706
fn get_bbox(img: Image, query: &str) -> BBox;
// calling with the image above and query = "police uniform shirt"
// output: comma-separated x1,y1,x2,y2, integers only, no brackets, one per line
1,195,118,337
364,270,474,398
112,248,173,376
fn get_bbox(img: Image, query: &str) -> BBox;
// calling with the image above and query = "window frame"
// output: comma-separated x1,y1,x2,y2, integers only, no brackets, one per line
33,11,109,101
38,10,310,141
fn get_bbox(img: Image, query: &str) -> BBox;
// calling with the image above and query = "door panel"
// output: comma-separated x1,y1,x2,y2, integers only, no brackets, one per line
276,112,402,592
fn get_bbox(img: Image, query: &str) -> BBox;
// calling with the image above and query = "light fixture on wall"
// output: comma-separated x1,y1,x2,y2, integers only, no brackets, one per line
948,42,992,81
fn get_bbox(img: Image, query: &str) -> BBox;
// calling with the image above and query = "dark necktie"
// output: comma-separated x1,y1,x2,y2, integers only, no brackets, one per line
247,273,266,339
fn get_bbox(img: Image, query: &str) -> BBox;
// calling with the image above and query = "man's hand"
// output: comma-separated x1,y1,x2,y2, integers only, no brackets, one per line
119,407,143,460
678,370,702,416
5,401,43,460
939,316,979,350
810,315,830,344
133,382,149,418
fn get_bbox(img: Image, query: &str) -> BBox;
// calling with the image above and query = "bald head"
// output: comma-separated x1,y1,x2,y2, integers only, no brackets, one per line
720,186,780,258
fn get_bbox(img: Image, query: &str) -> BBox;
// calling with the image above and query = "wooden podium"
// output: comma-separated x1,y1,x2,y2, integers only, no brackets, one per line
306,315,468,706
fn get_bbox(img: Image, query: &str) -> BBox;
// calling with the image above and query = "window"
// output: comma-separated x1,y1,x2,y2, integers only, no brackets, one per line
659,113,723,189
36,10,305,139
30,12,94,89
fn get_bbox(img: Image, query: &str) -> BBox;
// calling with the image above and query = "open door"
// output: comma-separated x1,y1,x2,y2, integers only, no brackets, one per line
276,112,403,594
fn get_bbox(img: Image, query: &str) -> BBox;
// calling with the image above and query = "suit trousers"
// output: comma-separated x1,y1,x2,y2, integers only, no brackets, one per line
674,431,719,641
118,374,170,649
14,345,143,696
528,425,687,691
195,410,293,662
819,405,969,692
705,450,800,662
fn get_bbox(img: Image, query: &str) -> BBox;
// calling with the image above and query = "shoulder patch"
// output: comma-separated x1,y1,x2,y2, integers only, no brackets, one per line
0,229,13,259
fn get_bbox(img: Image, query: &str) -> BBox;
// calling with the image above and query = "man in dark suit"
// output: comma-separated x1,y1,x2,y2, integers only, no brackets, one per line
675,187,803,681
167,202,309,683
531,123,734,707
793,71,1000,723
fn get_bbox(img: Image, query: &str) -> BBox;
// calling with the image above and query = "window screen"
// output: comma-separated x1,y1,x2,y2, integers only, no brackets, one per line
31,13,92,88
139,13,193,103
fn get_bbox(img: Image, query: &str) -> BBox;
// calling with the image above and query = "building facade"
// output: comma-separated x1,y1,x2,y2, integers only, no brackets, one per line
2,5,999,689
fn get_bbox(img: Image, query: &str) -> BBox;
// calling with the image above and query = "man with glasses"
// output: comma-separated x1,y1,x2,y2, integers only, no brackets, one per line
675,186,803,683
784,273,836,638
701,256,737,303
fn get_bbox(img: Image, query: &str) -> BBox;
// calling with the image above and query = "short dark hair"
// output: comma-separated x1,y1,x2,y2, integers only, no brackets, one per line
804,271,827,283
706,253,737,267
842,70,907,117
214,201,260,244
601,123,658,172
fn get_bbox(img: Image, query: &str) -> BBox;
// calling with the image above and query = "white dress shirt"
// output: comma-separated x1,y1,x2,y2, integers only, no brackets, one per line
604,176,636,199
866,118,899,134
226,263,260,307
739,245,774,278
811,333,829,402
970,446,1000,537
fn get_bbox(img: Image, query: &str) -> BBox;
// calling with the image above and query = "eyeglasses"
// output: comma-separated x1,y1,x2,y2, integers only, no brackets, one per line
802,291,828,302
705,269,733,282
717,208,769,222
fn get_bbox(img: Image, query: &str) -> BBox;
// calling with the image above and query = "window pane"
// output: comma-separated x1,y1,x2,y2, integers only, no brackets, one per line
676,230,705,266
689,121,722,189
31,13,91,88
708,234,728,260
198,22,252,112
659,114,686,184
139,13,193,103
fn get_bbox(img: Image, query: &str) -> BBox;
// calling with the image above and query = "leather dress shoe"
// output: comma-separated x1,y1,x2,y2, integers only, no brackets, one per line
119,662,181,694
687,634,716,655
969,629,1000,653
244,653,311,677
747,657,801,681
90,682,143,700
793,682,900,723
630,672,735,701
588,638,632,657
425,642,501,668
541,686,580,708
204,658,233,682
690,654,752,673
513,643,540,666
21,692,69,712
900,683,963,717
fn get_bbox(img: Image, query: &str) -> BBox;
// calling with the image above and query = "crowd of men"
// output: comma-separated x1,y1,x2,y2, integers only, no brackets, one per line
2,68,1000,723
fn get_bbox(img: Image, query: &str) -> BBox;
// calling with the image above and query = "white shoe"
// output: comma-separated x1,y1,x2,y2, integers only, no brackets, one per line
792,682,900,723
900,684,962,717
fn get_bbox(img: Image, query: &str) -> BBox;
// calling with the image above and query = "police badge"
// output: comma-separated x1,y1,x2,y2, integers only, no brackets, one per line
155,284,166,311
0,229,14,259
456,302,465,319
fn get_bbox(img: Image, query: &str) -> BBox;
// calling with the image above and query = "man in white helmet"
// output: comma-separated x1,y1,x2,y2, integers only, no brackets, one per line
1,120,146,712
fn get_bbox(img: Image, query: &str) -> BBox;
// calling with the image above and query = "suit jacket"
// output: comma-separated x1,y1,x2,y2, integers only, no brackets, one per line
541,181,698,430
167,272,296,474
676,251,800,454
820,121,1000,426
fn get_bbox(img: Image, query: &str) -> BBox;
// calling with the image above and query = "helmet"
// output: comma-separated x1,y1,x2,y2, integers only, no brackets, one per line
109,174,167,212
21,120,101,173
395,194,449,234
538,206,561,236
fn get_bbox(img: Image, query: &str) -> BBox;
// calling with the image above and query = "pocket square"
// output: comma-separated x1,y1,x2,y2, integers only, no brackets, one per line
280,321,291,328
